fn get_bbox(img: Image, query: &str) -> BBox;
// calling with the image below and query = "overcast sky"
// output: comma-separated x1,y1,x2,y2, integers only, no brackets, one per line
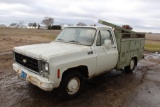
0,0,160,32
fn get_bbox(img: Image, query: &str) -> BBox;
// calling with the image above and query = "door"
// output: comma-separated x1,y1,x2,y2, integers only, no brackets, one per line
93,29,118,74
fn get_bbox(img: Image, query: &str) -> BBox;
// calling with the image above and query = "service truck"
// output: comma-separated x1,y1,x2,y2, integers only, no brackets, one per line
13,20,145,99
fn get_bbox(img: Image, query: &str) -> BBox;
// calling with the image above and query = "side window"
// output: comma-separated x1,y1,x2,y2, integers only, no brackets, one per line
100,30,113,45
96,31,101,46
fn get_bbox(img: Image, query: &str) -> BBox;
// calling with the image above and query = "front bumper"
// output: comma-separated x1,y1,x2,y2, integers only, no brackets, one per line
13,63,54,91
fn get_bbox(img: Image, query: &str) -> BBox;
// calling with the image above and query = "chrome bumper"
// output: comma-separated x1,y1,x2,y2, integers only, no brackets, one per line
13,63,54,91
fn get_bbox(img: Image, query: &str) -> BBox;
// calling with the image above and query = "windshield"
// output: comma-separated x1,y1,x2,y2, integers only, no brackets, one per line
55,27,96,46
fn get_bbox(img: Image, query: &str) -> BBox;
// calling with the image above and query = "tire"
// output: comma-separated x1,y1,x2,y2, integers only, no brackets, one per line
59,71,84,99
124,58,136,73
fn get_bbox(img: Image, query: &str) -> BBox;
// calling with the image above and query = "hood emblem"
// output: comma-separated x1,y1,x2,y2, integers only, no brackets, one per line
23,59,27,63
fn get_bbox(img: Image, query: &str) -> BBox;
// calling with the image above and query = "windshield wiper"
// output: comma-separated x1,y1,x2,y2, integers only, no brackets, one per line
56,38,64,42
68,40,79,44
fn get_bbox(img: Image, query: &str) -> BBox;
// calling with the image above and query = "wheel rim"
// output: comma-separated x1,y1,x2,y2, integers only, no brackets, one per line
67,77,80,95
130,59,135,70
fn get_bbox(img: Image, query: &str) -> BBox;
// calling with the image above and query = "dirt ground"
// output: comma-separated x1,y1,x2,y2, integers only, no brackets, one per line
0,29,160,107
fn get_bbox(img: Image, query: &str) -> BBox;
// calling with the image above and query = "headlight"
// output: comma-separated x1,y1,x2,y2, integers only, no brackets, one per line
41,61,49,78
44,63,49,71
42,61,49,72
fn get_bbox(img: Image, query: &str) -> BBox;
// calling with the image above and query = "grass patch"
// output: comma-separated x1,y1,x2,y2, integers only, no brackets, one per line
145,40,160,52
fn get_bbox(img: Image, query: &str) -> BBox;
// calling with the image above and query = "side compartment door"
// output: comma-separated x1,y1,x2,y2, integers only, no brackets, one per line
118,40,130,68
94,29,118,74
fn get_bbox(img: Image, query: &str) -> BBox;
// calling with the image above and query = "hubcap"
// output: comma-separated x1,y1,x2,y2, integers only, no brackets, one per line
67,77,80,95
130,59,135,70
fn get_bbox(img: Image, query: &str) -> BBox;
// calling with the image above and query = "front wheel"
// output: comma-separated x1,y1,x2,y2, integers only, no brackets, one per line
59,71,83,99
124,58,136,73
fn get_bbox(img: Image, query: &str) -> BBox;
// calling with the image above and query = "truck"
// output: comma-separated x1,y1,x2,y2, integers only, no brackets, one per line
12,20,145,99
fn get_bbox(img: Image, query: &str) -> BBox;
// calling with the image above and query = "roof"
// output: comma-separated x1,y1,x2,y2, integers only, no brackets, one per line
10,23,18,26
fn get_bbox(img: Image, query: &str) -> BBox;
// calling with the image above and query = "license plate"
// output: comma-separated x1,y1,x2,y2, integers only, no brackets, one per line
21,71,27,79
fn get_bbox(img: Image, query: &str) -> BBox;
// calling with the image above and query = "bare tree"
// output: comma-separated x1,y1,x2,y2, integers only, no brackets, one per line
18,21,24,28
19,21,24,26
76,22,87,26
41,17,54,27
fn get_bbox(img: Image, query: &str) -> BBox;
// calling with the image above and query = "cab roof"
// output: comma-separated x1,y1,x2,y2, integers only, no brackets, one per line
65,26,112,30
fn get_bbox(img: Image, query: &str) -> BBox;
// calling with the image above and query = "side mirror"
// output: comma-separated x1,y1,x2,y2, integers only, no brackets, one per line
104,40,111,49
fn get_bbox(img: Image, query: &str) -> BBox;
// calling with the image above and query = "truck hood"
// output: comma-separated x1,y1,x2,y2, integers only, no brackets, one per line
14,42,90,60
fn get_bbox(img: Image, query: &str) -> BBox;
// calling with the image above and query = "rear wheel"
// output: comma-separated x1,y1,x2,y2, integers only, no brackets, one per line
124,58,136,73
59,71,83,99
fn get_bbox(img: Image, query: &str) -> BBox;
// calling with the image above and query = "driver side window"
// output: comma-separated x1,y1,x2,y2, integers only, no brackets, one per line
96,30,113,46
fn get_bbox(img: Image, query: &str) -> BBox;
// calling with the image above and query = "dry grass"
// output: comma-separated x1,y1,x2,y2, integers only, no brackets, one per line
144,40,160,52
0,28,61,40
0,28,61,55
145,33,160,52
146,33,160,41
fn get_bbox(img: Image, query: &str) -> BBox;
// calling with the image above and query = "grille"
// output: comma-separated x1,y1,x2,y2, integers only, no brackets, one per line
15,52,39,72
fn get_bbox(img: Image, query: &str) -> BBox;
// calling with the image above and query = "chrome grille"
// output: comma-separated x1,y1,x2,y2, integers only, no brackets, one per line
15,52,39,72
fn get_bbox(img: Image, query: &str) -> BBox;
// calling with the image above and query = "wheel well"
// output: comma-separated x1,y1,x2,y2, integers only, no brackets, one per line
132,57,138,66
62,66,89,79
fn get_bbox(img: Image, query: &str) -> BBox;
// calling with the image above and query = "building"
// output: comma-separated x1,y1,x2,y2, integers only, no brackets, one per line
9,23,19,28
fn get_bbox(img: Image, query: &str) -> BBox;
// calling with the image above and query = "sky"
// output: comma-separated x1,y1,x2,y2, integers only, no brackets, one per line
0,0,160,33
